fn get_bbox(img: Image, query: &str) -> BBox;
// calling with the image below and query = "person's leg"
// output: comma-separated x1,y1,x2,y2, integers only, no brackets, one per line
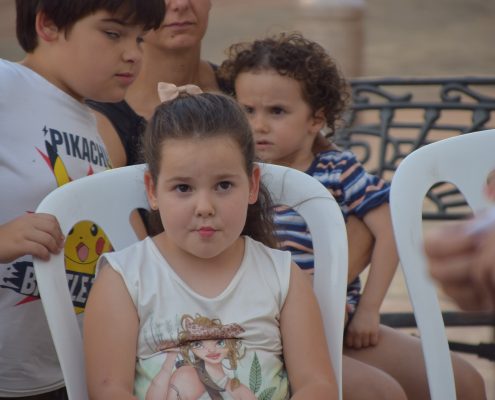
346,215,373,283
342,354,407,400
451,351,488,400
344,325,487,400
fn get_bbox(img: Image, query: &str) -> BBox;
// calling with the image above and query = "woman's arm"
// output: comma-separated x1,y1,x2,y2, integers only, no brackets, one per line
345,203,399,349
92,110,149,239
84,264,139,400
93,111,128,168
280,263,338,400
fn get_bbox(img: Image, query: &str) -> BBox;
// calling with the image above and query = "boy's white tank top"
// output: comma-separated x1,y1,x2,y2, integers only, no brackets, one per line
100,236,292,400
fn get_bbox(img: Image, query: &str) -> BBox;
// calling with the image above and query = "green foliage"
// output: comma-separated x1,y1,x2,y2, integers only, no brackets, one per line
249,352,262,393
258,386,277,400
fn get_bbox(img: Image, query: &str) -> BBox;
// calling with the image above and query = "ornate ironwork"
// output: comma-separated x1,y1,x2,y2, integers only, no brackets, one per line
334,77,495,219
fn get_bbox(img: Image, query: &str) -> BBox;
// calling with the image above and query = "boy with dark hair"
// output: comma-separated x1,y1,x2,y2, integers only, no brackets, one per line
16,0,164,54
0,0,164,398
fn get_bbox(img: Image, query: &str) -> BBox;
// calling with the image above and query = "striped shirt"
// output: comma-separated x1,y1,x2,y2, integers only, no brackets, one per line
275,150,390,307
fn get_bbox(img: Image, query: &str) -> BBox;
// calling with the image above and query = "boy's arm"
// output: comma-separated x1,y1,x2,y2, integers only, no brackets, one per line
84,264,139,400
281,263,338,400
345,203,399,349
0,213,64,263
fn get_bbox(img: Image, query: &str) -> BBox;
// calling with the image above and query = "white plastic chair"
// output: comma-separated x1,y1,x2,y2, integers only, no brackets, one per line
260,163,348,400
389,129,495,400
34,163,348,400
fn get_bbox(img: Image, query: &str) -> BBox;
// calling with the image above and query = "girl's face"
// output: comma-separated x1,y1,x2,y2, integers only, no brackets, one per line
145,0,211,51
191,339,229,365
235,69,325,172
145,136,260,260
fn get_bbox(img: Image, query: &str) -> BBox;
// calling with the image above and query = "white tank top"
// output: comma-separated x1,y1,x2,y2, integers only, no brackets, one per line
100,236,292,400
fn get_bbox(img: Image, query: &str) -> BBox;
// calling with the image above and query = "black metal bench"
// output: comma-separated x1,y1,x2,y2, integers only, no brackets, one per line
334,76,495,361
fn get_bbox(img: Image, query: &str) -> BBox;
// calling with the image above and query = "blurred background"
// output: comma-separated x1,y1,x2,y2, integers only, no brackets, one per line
206,0,495,78
2,0,494,78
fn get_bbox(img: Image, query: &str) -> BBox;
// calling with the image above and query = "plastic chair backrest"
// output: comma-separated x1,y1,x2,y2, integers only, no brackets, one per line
260,163,347,400
34,163,347,400
389,129,495,400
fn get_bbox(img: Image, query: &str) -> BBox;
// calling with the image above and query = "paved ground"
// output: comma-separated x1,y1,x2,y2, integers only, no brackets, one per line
1,0,494,396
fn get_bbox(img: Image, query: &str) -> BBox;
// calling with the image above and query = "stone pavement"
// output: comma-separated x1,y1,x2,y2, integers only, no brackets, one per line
1,0,494,396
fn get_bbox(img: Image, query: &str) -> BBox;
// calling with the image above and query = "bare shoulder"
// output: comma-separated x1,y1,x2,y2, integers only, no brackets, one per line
91,110,127,167
199,59,220,92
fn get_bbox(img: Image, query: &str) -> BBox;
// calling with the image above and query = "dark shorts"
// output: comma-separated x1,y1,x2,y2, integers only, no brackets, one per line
0,387,68,400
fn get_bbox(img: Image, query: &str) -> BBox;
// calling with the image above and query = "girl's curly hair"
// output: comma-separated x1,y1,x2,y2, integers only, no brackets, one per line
218,32,350,150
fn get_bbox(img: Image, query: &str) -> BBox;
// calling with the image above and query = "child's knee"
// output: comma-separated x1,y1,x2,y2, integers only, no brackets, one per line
343,366,407,400
368,378,407,400
346,377,407,400
452,353,486,400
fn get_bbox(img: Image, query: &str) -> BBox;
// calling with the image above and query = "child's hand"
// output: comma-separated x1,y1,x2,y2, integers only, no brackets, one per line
0,213,65,263
344,306,380,349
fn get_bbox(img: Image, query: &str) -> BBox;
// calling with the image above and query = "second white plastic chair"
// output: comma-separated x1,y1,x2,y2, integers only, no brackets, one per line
389,129,495,399
34,163,348,400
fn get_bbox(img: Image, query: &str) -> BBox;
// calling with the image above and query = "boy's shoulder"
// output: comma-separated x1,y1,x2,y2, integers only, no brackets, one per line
1,59,29,78
0,58,17,70
1,59,30,104
0,59,46,94
0,58,86,112
0,59,20,83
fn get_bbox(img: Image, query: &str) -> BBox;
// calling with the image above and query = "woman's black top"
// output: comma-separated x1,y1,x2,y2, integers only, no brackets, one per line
86,63,229,166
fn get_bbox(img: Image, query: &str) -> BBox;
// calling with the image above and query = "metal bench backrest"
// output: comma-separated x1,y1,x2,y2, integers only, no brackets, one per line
335,76,495,220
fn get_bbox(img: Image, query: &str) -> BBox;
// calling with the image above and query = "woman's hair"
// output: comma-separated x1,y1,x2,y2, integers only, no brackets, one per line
142,92,276,247
16,0,165,53
218,32,349,152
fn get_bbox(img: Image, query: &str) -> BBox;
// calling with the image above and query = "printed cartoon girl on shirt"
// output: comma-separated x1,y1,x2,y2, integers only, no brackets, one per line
146,314,256,400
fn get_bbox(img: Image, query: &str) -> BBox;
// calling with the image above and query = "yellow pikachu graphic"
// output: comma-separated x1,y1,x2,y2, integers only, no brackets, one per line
39,141,113,313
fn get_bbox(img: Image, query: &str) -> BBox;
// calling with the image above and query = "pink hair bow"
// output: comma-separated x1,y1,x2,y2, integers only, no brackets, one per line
157,82,203,102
